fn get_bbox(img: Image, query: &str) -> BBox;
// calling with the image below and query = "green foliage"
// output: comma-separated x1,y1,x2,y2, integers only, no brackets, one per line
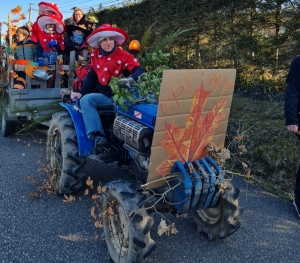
139,22,156,56
153,28,197,53
110,77,134,111
226,95,297,198
110,50,170,110
137,50,170,99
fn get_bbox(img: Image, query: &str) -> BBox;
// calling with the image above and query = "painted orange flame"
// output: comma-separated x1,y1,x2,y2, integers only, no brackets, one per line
156,82,227,175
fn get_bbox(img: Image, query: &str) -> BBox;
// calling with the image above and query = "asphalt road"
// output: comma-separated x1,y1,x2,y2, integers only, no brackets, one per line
1,127,300,263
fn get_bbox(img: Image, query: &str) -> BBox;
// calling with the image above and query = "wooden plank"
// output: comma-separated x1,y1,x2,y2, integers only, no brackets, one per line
68,51,76,89
54,58,61,88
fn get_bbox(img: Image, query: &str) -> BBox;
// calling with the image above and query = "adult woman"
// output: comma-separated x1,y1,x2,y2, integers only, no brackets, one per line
72,8,85,27
70,24,144,147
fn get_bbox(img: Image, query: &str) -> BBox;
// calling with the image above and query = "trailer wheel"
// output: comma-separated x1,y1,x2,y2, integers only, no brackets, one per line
192,181,243,240
101,180,156,263
46,111,86,194
2,110,16,137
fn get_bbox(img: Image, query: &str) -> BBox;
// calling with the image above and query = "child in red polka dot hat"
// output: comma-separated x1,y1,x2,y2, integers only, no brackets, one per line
35,14,65,66
31,2,63,43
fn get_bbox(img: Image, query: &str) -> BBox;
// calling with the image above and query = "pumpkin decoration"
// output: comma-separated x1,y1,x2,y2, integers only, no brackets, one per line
24,62,48,79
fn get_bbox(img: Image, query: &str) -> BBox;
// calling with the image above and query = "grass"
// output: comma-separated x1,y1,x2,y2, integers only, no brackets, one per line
226,94,298,200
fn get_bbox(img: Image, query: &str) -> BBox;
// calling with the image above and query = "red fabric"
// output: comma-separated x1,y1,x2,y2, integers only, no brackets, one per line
76,64,91,79
90,48,140,86
38,2,63,19
30,22,39,43
36,30,65,52
72,64,92,92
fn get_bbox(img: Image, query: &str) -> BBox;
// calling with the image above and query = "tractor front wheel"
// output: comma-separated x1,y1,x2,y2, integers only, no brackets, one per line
101,180,156,263
192,181,243,240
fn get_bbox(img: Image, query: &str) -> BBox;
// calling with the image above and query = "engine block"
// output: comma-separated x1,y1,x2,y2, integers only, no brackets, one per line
113,116,152,153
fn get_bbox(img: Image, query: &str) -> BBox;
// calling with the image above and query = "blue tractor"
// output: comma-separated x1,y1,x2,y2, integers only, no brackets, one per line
46,80,243,263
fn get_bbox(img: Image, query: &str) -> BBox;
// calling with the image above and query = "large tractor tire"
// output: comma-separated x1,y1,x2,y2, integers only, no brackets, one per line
46,111,86,194
192,181,243,240
2,110,16,137
101,180,156,263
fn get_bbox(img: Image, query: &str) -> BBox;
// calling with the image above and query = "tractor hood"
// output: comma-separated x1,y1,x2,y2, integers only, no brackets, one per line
116,101,158,131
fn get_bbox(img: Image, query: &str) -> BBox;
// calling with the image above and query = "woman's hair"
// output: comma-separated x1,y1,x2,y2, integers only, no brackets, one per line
73,8,84,22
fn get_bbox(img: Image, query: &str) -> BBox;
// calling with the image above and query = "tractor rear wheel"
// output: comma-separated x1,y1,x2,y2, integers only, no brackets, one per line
101,180,156,263
192,181,243,240
46,111,86,194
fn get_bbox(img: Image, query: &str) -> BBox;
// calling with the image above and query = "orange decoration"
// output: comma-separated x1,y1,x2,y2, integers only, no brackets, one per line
11,6,22,15
14,59,30,65
11,72,18,78
129,40,141,51
156,83,227,175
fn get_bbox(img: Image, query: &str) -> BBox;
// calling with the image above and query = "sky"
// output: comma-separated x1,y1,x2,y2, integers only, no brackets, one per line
0,0,124,43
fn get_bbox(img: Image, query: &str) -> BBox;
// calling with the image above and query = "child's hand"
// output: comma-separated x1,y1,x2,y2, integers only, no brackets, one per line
38,58,45,66
47,40,57,47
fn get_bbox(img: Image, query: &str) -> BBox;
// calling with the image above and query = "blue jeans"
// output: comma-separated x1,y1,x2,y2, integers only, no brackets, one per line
80,93,113,137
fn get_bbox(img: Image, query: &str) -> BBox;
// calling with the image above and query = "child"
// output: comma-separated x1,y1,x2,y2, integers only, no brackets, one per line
35,14,65,87
36,14,65,65
13,26,37,89
31,2,63,43
62,24,91,88
63,24,91,64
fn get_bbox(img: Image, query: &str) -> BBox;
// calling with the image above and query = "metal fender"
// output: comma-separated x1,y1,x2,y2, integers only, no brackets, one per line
59,102,95,156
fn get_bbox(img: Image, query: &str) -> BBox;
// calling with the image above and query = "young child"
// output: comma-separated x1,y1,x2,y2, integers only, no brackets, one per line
35,14,65,87
63,24,90,64
62,24,91,88
13,26,37,89
31,2,63,43
36,14,65,66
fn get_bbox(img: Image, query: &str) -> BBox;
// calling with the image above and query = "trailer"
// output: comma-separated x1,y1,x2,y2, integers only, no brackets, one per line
1,51,76,136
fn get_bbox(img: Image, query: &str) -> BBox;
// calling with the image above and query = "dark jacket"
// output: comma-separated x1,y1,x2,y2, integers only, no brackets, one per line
284,56,300,126
63,40,87,64
14,39,37,62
